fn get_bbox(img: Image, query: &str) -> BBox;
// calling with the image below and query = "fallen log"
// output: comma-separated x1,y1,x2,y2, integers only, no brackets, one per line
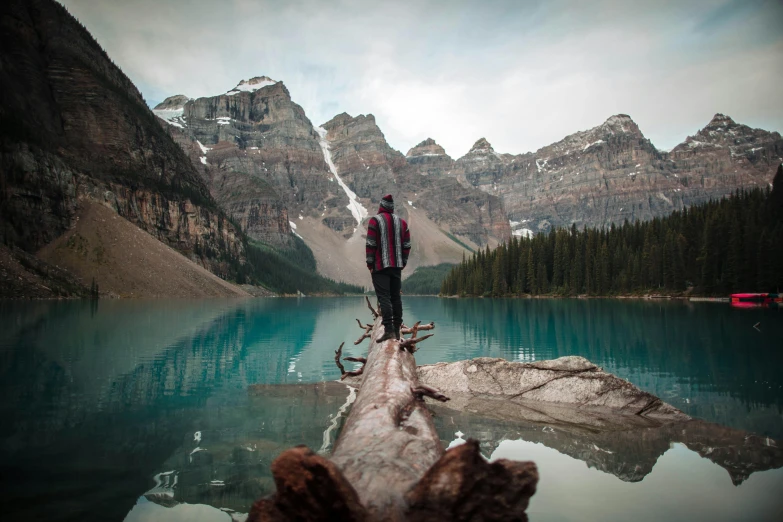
250,311,538,522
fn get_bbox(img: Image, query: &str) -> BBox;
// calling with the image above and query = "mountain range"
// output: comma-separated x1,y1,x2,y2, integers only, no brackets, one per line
1,0,780,295
153,78,782,286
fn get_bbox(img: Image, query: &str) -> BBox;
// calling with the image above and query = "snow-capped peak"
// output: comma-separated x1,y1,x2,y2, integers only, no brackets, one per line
152,95,190,129
153,94,190,111
226,76,277,95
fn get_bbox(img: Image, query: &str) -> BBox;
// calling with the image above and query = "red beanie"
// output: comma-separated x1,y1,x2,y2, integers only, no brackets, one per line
379,194,394,212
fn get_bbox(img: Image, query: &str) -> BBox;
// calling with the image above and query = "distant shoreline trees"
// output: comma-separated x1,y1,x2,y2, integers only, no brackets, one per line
441,165,783,297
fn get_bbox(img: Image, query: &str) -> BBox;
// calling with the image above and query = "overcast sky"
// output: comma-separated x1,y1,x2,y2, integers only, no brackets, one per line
60,0,783,158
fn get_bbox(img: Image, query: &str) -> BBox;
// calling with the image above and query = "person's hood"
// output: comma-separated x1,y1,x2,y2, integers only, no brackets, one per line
378,194,394,214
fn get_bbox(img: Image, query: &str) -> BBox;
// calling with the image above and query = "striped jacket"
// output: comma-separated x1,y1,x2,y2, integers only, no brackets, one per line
366,208,411,271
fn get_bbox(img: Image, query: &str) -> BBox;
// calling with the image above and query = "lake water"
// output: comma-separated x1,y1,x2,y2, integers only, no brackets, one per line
1,297,781,521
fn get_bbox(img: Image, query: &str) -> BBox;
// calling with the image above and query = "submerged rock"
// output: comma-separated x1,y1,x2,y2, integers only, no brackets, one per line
417,356,689,422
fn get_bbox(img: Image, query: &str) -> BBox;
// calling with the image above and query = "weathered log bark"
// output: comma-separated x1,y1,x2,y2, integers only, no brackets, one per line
249,446,368,521
250,313,538,522
329,316,445,519
406,440,538,522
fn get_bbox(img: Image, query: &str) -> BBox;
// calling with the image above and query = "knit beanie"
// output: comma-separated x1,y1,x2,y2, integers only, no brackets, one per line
379,194,394,212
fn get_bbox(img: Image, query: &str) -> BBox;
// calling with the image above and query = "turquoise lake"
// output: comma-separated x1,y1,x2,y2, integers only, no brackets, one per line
1,297,781,521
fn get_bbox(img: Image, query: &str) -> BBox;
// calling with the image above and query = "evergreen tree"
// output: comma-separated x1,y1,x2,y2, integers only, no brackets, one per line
599,243,610,294
700,217,719,294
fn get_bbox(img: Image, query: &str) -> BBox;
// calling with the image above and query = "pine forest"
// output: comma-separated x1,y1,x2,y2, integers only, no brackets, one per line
440,165,783,297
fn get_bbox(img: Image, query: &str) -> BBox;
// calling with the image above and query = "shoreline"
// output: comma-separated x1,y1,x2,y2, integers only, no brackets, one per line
431,294,734,301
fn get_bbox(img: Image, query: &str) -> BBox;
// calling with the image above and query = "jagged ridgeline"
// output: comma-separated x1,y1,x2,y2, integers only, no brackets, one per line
441,165,783,297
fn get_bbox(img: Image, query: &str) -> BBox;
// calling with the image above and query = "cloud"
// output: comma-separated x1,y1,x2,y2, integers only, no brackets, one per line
60,0,783,157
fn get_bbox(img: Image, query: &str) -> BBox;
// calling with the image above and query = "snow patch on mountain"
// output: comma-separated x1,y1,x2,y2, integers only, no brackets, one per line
512,228,534,238
315,126,368,225
509,219,534,238
583,139,604,152
196,141,211,154
289,220,303,239
153,108,186,128
226,76,277,95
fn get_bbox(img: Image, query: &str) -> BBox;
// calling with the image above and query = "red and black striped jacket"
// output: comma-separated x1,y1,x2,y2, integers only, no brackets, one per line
366,208,411,271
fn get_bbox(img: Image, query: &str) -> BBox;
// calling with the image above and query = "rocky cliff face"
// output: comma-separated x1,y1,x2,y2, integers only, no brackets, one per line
322,114,511,247
0,0,245,278
157,94,511,283
154,94,190,110
669,113,783,184
155,79,351,246
151,77,782,281
321,112,407,204
406,138,454,178
449,114,782,233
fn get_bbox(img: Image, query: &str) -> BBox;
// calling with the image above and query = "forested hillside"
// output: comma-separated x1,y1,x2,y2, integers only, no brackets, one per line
239,238,363,295
441,165,783,297
403,264,454,295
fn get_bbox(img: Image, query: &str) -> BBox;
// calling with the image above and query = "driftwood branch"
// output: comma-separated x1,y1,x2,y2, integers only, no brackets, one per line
335,343,366,380
354,319,375,345
402,322,434,334
334,342,346,375
356,319,373,330
409,321,421,340
411,384,450,403
341,367,364,379
354,329,373,345
365,296,379,319
400,333,434,353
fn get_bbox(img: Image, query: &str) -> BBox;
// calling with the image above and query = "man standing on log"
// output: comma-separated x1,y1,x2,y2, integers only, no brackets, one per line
366,194,411,342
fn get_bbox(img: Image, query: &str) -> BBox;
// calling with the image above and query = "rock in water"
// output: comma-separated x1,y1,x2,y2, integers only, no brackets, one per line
418,356,689,421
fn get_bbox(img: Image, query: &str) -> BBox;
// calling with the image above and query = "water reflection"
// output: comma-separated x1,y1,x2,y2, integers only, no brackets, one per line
0,299,327,522
494,440,783,522
133,383,783,522
431,402,783,486
430,298,783,436
1,297,782,521
127,382,352,522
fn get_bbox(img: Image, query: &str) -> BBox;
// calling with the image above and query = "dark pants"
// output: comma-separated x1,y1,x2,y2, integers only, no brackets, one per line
371,268,403,332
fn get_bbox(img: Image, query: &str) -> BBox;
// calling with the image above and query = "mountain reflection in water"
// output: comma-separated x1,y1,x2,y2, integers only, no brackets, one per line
0,297,781,521
126,382,783,522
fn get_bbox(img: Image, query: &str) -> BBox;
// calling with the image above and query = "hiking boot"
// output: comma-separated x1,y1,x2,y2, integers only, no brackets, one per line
376,329,396,343
394,326,402,340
